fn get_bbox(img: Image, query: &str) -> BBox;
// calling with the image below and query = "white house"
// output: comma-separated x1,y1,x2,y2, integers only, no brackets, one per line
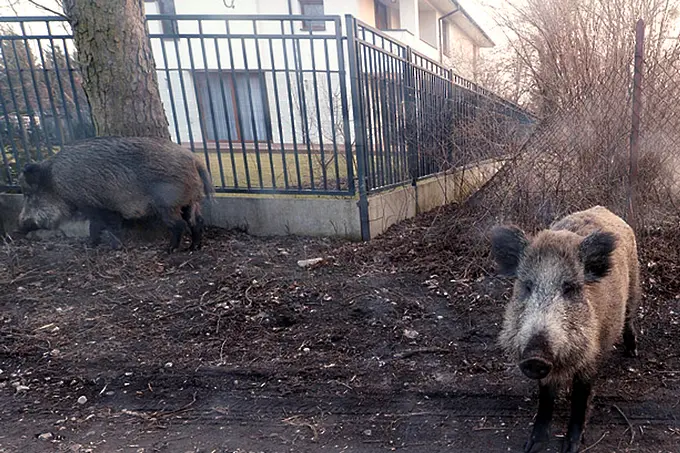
141,0,496,189
145,1,493,78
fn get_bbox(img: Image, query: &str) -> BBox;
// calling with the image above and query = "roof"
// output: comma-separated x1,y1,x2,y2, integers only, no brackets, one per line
436,0,495,48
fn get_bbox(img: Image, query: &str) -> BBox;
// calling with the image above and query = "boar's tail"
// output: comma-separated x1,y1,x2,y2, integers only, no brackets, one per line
198,165,215,199
200,167,215,199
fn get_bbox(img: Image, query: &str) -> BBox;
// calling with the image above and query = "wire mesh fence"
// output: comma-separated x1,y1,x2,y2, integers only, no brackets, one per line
456,18,680,240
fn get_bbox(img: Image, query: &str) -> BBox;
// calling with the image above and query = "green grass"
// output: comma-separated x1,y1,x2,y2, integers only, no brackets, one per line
197,150,351,191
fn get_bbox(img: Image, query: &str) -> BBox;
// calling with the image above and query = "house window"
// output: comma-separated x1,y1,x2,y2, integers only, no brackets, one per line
300,0,325,31
375,1,389,30
442,22,451,57
194,72,271,142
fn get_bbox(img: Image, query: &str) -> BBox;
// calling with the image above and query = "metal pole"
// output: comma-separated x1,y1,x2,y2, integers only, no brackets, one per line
628,19,644,232
345,15,370,241
404,46,418,186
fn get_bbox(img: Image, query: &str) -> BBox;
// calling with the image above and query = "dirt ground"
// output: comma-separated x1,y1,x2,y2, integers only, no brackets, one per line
1,204,679,453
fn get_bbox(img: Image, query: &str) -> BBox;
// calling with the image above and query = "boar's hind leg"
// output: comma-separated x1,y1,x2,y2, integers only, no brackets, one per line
525,382,556,453
181,205,205,251
562,375,592,453
623,316,638,358
89,216,105,247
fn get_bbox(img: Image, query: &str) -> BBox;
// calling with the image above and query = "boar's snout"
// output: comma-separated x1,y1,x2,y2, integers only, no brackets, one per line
17,211,40,233
519,357,552,380
519,333,553,380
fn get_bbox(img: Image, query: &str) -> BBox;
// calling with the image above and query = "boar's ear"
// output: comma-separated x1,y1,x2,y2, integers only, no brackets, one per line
490,225,529,278
21,163,43,187
579,231,616,282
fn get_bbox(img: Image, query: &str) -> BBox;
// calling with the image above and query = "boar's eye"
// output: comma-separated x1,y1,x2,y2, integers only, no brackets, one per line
522,280,534,294
562,281,579,297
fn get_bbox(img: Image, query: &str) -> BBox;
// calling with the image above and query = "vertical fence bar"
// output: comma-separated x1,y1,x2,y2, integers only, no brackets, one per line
185,25,213,185
359,31,376,190
158,34,182,145
335,16,354,193
404,47,417,185
268,25,289,189
10,39,42,161
197,20,224,188
36,37,64,151
323,37,340,191
299,30,315,190
240,23,264,189
213,34,239,189
373,35,386,187
280,19,302,189
251,19,276,189
0,129,10,185
345,15,369,240
60,39,87,130
0,85,20,180
395,49,407,184
225,19,252,189
171,28,197,153
308,30,327,190
0,43,31,163
628,18,644,232
19,23,53,158
46,25,74,141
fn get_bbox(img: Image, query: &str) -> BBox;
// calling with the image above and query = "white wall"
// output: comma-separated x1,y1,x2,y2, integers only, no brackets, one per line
442,20,479,80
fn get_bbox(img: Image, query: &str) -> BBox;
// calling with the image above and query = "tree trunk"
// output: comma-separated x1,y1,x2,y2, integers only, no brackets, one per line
62,0,170,139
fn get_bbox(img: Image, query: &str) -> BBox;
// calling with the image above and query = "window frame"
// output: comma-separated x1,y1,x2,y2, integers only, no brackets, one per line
299,0,326,32
374,0,389,30
193,70,273,144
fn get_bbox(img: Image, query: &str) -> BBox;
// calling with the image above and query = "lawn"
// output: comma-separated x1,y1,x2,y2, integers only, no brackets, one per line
193,149,351,191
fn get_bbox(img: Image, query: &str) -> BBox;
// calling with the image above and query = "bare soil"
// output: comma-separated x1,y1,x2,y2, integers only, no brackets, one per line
0,204,679,453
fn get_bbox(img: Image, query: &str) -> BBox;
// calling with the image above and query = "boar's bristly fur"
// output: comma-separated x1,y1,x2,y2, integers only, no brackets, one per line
18,136,214,252
490,206,640,453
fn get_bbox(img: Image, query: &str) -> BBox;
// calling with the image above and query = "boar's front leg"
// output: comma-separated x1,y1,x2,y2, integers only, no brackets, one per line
87,209,123,250
562,374,592,453
525,381,556,453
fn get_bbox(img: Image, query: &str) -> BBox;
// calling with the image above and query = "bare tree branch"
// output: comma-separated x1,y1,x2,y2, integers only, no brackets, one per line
27,0,67,18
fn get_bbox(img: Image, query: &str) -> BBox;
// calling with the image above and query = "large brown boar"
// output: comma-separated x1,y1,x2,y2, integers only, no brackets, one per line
18,136,214,252
490,206,640,453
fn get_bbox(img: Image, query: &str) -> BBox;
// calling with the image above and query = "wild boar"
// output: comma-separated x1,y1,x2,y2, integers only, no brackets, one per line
18,136,214,252
490,206,640,453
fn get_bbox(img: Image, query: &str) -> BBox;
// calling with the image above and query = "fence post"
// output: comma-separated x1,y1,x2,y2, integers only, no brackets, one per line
628,19,644,232
403,46,417,185
345,14,370,241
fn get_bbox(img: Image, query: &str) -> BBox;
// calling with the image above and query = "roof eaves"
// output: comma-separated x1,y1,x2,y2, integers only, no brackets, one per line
449,0,495,47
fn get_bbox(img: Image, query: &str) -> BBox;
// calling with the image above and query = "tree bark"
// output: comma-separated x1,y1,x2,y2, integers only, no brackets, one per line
62,0,170,139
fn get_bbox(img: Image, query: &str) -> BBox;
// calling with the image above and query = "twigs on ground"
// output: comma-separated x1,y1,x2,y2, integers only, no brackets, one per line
613,404,635,444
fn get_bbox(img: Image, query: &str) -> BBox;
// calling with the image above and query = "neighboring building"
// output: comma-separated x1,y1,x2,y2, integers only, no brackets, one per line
145,0,493,78
142,0,495,152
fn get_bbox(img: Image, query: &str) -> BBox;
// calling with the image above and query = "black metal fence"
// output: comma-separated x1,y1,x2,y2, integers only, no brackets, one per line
0,14,534,199
348,17,535,194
